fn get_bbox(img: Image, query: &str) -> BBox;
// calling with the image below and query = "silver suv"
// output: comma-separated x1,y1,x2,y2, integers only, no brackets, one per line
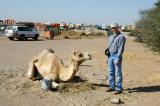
5,25,39,40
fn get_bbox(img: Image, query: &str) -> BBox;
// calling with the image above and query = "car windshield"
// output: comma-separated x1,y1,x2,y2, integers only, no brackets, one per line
7,26,14,30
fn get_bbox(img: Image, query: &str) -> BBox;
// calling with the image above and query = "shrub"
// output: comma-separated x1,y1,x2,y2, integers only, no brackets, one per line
130,0,160,52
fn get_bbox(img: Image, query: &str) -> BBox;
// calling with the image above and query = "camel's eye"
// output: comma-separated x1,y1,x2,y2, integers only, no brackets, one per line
79,53,83,57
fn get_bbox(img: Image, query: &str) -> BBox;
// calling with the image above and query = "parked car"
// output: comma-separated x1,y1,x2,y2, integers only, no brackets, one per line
5,25,39,40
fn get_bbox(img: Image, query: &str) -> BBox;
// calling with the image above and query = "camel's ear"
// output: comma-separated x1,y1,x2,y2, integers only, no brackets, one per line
72,50,77,56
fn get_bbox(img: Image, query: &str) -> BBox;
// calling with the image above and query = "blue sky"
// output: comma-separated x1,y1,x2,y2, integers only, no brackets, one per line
0,0,157,25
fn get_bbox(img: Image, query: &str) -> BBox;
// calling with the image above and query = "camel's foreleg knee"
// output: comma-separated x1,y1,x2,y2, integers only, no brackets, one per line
27,57,38,80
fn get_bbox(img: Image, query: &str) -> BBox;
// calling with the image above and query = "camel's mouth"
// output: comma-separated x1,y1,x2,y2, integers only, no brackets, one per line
88,57,92,60
80,53,92,61
88,54,92,60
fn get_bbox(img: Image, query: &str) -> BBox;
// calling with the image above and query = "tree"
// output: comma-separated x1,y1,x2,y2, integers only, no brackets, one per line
131,0,160,52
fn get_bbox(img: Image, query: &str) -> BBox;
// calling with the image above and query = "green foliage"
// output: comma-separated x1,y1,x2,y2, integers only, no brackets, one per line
130,0,160,52
129,29,144,43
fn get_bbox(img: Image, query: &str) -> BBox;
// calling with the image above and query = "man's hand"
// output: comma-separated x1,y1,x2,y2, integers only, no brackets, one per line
106,60,108,64
115,62,119,65
115,60,121,65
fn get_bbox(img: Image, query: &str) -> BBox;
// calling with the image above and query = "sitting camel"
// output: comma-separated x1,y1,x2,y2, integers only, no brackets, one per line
27,49,92,87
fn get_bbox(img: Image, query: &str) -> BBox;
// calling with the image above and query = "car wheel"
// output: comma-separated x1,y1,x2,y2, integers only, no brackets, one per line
25,37,28,41
34,34,39,40
9,37,14,40
34,37,38,40
19,35,25,41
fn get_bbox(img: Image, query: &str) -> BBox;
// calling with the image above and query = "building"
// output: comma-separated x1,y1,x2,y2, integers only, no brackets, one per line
35,23,48,31
122,25,136,31
0,20,3,25
4,18,16,25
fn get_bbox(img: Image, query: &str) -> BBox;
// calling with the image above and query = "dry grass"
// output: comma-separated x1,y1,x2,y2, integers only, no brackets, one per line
57,82,101,94
55,30,106,39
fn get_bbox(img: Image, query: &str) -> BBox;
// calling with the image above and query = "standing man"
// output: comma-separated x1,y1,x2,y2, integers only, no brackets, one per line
106,23,126,95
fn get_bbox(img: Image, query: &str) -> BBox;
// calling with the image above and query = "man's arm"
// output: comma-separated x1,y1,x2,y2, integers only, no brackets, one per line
117,36,126,57
115,36,126,64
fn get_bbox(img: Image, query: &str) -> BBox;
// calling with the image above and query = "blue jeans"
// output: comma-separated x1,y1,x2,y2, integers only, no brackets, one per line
108,54,123,91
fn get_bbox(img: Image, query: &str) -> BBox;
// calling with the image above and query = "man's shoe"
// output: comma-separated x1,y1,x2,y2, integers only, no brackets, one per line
106,88,115,92
114,90,122,95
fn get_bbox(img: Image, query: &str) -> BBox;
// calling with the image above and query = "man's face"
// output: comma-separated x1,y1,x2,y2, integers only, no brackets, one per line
111,27,119,33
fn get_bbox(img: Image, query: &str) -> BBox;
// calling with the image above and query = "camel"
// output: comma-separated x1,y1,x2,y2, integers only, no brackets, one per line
27,49,92,87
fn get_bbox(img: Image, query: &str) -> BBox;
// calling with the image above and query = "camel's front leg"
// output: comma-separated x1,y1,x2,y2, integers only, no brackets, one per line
27,56,38,80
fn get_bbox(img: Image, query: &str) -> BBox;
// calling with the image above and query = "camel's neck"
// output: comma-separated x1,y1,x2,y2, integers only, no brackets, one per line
59,59,80,81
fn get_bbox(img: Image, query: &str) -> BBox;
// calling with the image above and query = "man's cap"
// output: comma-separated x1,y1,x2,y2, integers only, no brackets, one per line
111,23,119,28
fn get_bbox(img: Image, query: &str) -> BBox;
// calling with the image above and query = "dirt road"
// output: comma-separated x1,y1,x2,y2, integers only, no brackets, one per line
0,35,160,106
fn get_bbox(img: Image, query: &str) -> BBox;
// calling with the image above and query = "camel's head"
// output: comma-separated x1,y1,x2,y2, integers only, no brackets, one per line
71,50,92,65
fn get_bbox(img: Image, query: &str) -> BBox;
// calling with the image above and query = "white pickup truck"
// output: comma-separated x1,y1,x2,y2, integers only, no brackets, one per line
5,25,39,40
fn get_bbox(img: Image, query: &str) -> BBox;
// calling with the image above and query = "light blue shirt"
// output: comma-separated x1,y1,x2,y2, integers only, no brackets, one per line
108,33,126,58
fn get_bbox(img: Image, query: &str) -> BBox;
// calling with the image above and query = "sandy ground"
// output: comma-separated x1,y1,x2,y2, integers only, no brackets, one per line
0,35,160,106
